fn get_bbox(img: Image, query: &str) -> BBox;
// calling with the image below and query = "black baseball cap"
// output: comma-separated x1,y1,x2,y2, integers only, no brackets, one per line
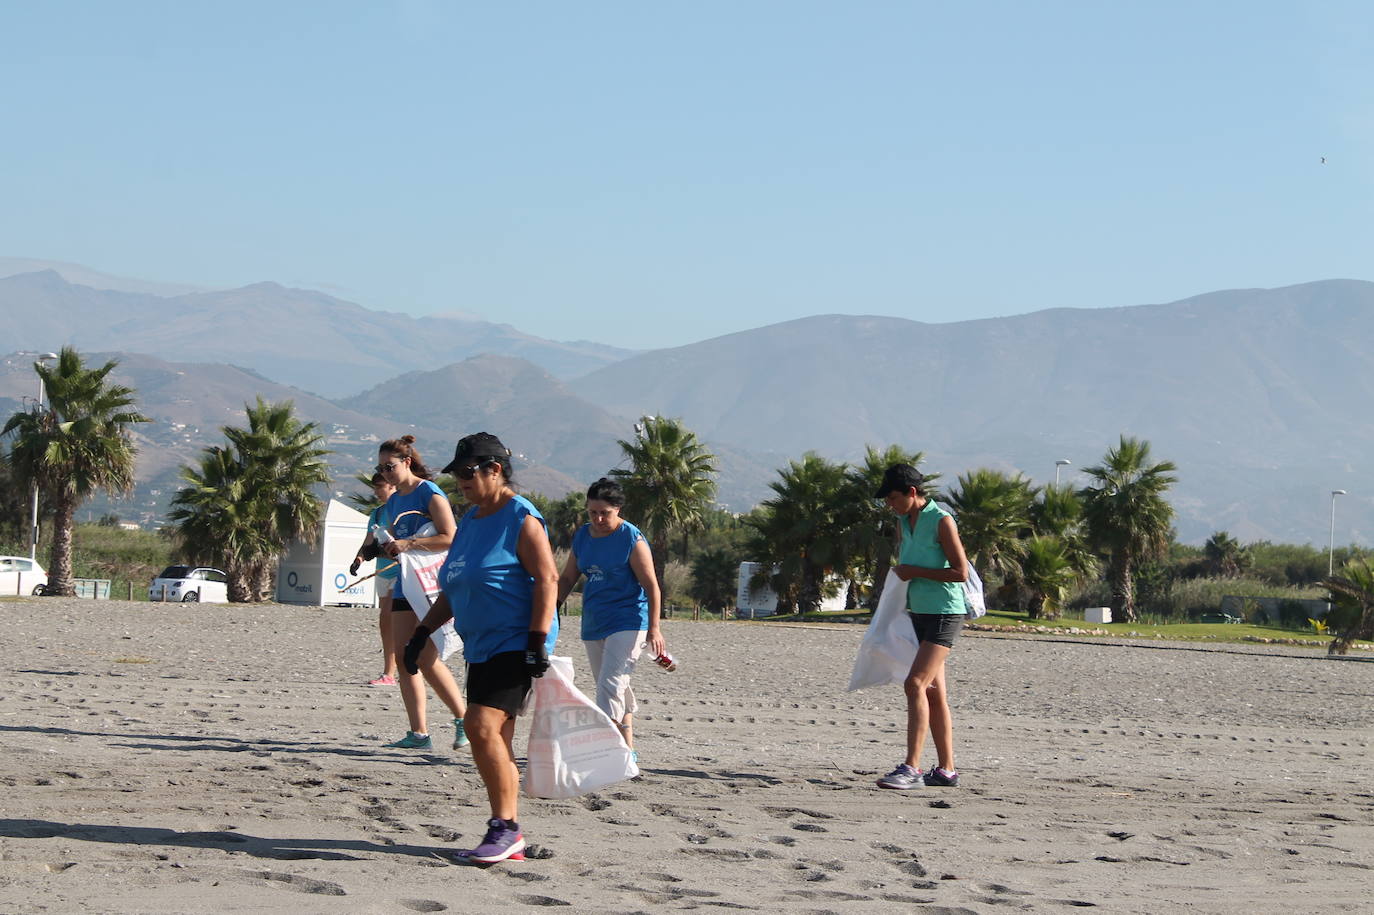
874,463,925,498
442,432,512,474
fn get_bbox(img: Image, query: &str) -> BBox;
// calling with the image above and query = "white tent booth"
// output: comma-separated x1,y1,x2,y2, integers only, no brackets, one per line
276,499,376,607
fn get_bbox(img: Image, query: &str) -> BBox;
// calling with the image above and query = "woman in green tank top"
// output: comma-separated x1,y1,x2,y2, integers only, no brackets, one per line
874,463,970,791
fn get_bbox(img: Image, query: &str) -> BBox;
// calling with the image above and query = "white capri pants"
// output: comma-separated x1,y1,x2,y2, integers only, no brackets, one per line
583,629,646,724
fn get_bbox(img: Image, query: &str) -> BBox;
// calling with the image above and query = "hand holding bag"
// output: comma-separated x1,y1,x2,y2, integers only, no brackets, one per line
523,656,640,798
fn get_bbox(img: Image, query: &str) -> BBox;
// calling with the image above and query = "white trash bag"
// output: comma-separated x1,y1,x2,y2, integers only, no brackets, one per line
523,656,639,799
847,569,919,691
395,522,461,661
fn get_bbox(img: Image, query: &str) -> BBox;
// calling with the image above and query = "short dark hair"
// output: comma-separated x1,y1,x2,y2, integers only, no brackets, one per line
586,477,626,507
875,463,926,498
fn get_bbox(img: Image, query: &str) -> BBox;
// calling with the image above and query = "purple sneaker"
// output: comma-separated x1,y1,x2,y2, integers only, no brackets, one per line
923,767,960,787
876,764,923,789
463,817,526,863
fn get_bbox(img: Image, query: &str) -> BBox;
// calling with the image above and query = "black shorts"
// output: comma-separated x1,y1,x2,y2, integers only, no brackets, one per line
466,651,532,717
910,613,964,648
391,597,414,614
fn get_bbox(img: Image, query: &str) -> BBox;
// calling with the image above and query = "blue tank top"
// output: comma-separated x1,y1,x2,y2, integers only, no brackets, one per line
573,520,650,640
384,480,446,600
440,494,559,663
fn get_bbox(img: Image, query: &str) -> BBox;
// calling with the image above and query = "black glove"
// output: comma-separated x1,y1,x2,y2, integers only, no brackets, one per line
349,557,361,576
525,631,550,678
403,625,431,675
360,541,380,561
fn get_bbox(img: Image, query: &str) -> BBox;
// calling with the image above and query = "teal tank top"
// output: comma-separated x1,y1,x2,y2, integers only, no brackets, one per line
898,500,966,616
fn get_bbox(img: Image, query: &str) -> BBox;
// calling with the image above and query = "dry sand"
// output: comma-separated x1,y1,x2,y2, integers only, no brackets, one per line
1,597,1371,914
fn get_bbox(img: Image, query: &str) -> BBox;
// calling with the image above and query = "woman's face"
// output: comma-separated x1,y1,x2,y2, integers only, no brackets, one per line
453,458,504,503
373,481,396,503
377,450,410,485
884,488,920,516
586,498,622,535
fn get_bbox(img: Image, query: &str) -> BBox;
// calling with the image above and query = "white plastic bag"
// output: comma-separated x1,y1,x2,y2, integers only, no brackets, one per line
962,562,986,620
523,656,639,798
396,522,461,661
847,570,919,691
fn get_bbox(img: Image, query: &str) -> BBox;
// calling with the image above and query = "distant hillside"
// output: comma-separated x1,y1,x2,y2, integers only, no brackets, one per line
0,352,584,524
0,269,635,398
568,279,1374,544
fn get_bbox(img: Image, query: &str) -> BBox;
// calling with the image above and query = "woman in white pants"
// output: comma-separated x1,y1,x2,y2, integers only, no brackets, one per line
556,478,664,756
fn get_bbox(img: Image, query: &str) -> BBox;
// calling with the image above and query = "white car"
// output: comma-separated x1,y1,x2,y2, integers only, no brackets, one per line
0,555,49,597
149,565,229,603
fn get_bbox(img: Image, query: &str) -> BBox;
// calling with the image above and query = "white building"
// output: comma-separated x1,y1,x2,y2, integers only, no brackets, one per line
276,499,376,606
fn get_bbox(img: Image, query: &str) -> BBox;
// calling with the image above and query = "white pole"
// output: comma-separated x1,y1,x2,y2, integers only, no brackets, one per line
27,353,58,561
1054,459,1071,487
1328,489,1347,576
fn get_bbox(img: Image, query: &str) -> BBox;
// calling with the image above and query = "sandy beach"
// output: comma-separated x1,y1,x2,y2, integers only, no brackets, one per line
1,597,1370,914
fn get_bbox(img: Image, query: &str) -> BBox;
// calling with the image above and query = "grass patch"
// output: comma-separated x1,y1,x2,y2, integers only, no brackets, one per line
979,609,1350,647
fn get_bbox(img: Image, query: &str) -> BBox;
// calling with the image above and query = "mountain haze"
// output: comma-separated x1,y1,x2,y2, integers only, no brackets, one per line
0,270,634,397
570,279,1374,544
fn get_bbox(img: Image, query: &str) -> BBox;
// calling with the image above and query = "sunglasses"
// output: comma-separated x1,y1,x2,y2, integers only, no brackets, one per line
452,459,496,480
375,458,406,474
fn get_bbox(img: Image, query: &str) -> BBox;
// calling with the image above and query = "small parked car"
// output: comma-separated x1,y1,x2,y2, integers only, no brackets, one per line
0,555,49,596
148,566,229,603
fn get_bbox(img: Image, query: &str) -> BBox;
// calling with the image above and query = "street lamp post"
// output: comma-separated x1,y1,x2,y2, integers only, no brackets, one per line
1328,489,1348,577
18,352,59,561
1054,459,1071,487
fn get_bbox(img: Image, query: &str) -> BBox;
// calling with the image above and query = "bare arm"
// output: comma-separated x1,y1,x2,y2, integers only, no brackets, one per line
628,537,665,655
517,514,559,635
894,516,969,583
387,491,457,556
418,590,454,631
556,551,581,607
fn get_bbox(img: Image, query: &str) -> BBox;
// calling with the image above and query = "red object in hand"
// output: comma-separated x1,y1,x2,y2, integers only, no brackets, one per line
652,650,678,672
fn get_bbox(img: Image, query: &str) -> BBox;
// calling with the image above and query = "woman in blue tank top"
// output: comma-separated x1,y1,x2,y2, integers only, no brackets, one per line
410,432,559,865
374,436,468,753
556,477,664,758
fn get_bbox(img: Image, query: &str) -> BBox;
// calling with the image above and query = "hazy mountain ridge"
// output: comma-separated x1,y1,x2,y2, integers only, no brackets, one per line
0,270,636,397
7,260,1374,545
569,280,1374,544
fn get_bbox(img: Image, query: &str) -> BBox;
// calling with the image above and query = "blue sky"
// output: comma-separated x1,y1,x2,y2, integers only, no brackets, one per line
4,1,1372,349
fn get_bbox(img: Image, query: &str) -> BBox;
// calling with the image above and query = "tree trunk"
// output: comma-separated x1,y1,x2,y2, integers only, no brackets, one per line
650,530,669,618
227,563,253,603
1111,555,1136,622
48,492,78,597
253,561,275,602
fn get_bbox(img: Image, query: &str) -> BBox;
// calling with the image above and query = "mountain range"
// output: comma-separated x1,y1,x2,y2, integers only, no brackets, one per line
4,261,1372,546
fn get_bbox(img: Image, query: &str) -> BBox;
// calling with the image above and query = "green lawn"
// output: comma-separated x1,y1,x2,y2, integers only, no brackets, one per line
772,606,1367,650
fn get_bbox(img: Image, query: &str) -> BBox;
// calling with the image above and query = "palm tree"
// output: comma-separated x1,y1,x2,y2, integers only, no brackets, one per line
1031,483,1098,583
746,453,851,614
610,416,717,590
1079,435,1178,622
688,548,739,617
1203,530,1249,578
167,399,330,601
845,445,935,608
167,446,267,602
2,347,149,596
1020,535,1081,620
1322,558,1374,655
948,468,1036,583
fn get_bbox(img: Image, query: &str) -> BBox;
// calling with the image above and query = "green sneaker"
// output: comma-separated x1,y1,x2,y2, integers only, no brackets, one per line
453,718,469,750
386,731,432,750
